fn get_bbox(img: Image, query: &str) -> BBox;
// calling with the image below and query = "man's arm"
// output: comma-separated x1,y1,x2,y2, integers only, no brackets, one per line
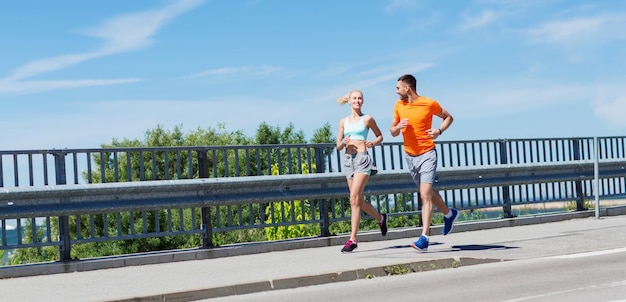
436,109,453,134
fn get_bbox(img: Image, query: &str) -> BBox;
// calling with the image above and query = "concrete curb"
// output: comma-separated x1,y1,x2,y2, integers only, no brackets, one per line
109,257,504,302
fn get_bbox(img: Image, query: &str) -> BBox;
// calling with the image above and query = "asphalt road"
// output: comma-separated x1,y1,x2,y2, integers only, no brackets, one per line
209,247,626,302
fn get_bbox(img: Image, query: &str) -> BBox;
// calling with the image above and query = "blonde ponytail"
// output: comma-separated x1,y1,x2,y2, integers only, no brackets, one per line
337,90,362,105
337,94,349,105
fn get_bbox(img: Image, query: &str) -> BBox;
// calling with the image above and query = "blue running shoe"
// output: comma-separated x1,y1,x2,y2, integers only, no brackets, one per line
442,208,459,235
410,235,429,251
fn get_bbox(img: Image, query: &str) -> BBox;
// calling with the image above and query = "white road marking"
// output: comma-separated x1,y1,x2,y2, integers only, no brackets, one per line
549,247,626,259
502,280,626,302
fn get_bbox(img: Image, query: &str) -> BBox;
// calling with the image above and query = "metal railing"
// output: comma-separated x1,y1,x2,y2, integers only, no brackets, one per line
1,137,625,263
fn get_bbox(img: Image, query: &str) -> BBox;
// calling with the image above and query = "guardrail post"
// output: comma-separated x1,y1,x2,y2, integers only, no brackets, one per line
315,146,331,237
53,151,72,261
499,140,515,218
416,193,423,227
572,139,586,211
197,150,214,248
593,137,600,219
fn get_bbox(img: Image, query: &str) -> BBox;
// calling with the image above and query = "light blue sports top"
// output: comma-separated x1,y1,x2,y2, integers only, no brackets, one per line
343,115,368,141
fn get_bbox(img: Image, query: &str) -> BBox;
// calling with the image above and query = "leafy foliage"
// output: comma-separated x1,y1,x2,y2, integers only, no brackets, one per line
6,220,58,264
264,163,321,240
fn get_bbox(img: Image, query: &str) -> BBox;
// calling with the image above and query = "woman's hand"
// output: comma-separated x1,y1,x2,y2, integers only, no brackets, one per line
343,135,351,146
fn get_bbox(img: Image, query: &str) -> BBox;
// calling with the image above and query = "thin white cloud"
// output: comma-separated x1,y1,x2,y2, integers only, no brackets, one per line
187,65,282,78
458,9,498,32
526,13,626,44
437,76,626,132
595,96,626,127
592,82,626,128
2,97,303,149
352,62,435,92
0,78,142,94
444,81,591,118
5,53,102,82
85,0,205,54
1,0,204,94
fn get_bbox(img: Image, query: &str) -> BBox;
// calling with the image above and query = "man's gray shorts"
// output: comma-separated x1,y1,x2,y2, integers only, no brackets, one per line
405,149,438,185
344,152,378,180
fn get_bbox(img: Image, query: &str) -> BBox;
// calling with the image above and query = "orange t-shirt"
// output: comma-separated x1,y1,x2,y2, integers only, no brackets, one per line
393,96,442,156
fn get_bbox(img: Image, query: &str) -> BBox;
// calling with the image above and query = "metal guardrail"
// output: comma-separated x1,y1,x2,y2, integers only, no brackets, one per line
2,160,625,217
3,159,625,218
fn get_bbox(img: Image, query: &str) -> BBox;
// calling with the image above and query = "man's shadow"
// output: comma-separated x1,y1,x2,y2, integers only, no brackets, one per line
449,244,518,251
382,242,519,252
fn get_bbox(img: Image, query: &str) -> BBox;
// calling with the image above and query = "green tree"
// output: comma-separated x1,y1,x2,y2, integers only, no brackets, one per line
255,122,306,145
310,122,333,144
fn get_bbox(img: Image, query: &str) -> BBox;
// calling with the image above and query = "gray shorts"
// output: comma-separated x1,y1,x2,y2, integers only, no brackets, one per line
405,149,438,185
344,152,378,180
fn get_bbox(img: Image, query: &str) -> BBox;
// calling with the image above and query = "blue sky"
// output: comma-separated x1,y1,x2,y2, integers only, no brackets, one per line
2,0,625,150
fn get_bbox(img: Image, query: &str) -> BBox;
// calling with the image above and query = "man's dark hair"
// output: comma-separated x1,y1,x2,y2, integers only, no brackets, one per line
398,74,417,91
